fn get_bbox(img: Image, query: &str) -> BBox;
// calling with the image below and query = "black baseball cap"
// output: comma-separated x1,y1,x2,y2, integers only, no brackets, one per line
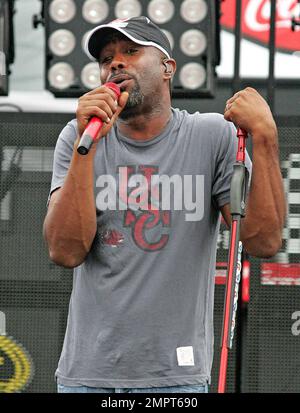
85,16,172,61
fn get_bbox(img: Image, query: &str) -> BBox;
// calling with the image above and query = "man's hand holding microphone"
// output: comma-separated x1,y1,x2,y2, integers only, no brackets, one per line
76,83,129,154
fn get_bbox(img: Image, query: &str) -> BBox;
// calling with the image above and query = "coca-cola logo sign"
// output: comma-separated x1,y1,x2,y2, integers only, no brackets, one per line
221,0,300,52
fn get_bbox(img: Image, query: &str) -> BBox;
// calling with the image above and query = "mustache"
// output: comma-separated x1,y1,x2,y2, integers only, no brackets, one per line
108,71,136,82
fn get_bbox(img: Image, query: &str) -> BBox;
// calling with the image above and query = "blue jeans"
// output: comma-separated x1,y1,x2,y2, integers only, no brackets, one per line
57,383,208,393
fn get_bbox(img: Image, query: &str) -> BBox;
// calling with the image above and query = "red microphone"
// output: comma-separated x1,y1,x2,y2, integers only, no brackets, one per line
236,127,248,162
77,82,121,155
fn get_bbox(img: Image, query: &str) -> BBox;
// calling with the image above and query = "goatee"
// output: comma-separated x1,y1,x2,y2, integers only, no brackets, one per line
119,83,144,120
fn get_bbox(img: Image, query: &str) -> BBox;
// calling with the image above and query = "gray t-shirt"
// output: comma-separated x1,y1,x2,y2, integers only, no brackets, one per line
50,108,251,388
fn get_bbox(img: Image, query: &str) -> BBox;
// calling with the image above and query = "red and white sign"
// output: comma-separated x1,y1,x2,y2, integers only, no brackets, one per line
221,0,300,53
215,262,228,285
261,263,300,285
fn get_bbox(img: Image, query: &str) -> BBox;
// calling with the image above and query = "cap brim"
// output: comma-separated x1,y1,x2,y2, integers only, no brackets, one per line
85,24,171,61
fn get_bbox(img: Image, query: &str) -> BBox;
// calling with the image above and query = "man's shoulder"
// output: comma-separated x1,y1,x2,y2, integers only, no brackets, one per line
63,118,78,136
173,108,231,129
173,109,234,142
57,118,78,144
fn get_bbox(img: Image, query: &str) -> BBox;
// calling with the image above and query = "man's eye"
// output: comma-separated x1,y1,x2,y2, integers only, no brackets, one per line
101,56,112,64
127,48,138,54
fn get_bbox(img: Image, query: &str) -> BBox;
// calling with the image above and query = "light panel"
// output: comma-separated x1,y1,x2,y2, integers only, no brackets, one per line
44,0,220,97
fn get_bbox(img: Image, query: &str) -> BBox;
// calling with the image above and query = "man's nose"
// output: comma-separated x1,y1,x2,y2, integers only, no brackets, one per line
111,54,127,71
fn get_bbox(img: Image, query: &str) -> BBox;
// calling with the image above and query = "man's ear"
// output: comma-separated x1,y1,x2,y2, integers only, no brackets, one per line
162,59,176,79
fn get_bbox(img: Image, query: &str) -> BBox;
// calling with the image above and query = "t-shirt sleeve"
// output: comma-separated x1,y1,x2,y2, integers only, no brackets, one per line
212,120,252,209
47,120,78,205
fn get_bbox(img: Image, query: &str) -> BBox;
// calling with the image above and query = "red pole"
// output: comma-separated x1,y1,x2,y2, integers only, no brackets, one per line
218,221,239,393
218,128,248,393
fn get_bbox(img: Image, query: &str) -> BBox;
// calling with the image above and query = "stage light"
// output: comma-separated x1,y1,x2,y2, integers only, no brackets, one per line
82,0,109,24
180,29,207,57
179,62,206,89
180,0,208,24
147,0,175,24
41,0,220,97
47,62,75,89
49,0,76,24
81,62,100,89
115,0,142,20
48,29,76,56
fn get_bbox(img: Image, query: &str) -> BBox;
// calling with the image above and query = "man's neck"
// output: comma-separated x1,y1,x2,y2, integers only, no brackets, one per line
116,84,174,140
117,107,172,140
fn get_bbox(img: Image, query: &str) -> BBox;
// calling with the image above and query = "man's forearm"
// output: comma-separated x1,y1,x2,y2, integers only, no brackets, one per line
43,139,97,268
241,128,286,257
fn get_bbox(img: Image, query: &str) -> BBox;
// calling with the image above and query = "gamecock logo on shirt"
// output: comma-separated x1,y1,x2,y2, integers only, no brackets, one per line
95,166,204,252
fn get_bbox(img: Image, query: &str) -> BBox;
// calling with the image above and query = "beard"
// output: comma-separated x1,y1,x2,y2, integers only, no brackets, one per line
119,81,145,120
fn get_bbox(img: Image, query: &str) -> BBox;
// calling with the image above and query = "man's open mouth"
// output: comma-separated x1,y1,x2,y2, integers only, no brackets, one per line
110,75,133,91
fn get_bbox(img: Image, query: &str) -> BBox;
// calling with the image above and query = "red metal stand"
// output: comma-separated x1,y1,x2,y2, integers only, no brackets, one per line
218,128,249,393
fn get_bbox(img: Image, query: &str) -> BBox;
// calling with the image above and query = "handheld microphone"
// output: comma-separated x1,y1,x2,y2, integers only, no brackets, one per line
77,82,121,155
236,127,248,162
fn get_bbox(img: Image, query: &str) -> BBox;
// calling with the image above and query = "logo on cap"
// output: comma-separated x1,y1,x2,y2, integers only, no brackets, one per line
110,18,130,27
